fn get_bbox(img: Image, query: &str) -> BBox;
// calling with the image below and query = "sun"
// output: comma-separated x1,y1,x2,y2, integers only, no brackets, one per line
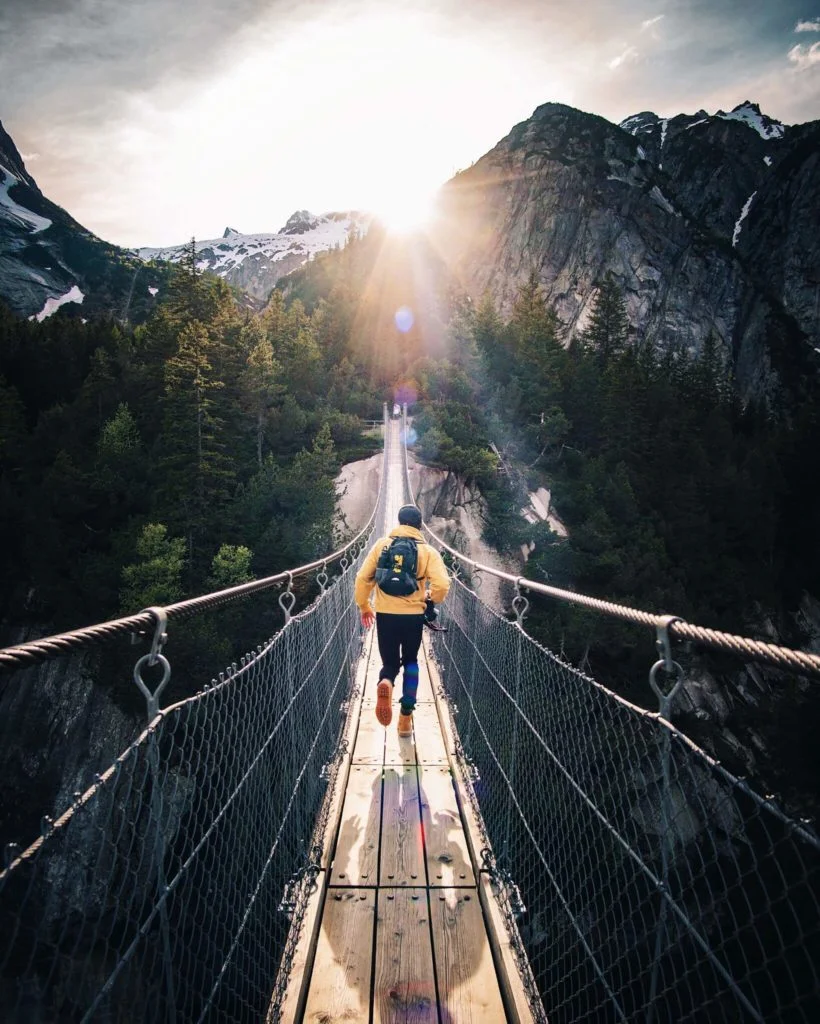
371,188,438,235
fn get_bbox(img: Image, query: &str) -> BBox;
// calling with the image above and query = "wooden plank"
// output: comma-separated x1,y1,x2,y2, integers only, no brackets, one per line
330,765,382,886
418,765,475,887
302,888,375,1024
430,888,507,1022
352,711,386,764
412,703,450,765
373,889,438,1023
276,632,376,1018
272,867,326,1023
379,765,425,885
422,638,546,1023
414,659,435,703
384,715,418,766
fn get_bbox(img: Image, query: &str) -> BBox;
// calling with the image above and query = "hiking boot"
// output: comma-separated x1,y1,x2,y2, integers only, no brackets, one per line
397,712,413,738
375,680,393,727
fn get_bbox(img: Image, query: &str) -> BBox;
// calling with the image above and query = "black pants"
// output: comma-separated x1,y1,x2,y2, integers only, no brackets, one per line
376,612,424,714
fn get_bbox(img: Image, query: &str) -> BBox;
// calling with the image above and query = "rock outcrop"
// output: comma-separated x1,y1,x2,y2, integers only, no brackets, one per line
0,630,139,852
431,101,819,402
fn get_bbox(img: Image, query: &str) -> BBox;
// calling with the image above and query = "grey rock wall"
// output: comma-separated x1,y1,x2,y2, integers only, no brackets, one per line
432,102,819,402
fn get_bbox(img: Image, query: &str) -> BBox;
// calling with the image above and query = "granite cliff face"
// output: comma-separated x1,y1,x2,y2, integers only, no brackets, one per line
432,101,819,401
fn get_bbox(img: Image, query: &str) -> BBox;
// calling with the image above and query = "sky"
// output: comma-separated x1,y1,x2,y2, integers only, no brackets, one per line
1,0,818,248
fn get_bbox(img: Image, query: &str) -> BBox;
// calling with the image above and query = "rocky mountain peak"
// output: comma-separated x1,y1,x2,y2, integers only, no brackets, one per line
434,98,819,400
222,226,240,238
715,100,786,140
281,209,319,234
619,111,661,136
0,119,38,190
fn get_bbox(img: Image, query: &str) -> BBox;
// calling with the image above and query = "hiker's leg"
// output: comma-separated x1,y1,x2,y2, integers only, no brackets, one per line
398,616,425,715
376,613,401,684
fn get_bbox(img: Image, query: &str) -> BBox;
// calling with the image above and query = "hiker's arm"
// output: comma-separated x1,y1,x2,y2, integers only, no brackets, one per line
427,548,450,605
354,543,380,611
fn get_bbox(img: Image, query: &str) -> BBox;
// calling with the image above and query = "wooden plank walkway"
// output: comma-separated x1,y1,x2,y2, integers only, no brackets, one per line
279,630,520,1023
276,417,540,1023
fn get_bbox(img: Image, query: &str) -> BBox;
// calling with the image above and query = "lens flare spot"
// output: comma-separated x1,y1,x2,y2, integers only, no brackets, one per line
395,306,414,333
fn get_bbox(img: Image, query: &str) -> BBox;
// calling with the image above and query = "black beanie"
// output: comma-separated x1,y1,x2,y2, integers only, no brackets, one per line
398,504,422,528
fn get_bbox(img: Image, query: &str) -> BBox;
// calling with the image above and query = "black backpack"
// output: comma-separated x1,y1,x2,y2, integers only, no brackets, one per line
375,537,419,596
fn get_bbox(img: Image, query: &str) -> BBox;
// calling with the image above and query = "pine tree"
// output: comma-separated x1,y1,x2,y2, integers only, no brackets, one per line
120,523,186,611
239,320,282,467
583,272,629,365
473,292,506,378
158,321,233,555
508,271,564,378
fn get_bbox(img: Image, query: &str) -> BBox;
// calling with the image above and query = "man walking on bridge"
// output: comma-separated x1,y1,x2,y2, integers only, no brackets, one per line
355,504,450,736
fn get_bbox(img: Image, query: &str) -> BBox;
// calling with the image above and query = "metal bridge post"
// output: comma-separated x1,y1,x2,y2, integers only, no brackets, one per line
132,608,176,1022
646,616,685,1022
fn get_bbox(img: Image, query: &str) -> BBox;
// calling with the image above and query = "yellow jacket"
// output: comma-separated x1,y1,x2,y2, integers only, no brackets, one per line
355,525,450,615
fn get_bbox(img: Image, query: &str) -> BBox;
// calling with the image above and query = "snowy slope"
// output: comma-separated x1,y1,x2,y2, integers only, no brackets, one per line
138,210,372,301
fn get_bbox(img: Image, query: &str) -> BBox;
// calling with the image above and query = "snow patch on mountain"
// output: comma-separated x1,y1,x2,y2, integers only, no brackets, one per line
30,285,84,322
732,191,757,247
0,165,52,234
718,102,785,141
620,113,657,136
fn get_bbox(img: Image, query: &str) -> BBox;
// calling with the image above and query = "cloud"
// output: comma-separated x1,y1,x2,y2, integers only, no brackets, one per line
641,15,664,31
0,0,309,125
609,45,639,70
788,41,820,68
795,18,820,31
20,152,40,162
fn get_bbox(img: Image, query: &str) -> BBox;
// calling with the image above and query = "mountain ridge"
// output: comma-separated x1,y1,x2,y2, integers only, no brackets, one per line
430,98,818,401
137,210,372,302
0,119,372,318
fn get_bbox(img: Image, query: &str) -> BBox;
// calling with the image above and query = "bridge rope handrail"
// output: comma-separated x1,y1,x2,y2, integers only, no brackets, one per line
0,420,388,675
400,411,820,677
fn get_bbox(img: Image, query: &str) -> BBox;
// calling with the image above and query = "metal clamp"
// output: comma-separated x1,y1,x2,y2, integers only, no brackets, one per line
649,615,685,719
512,581,530,626
279,574,296,623
316,562,329,594
133,607,171,721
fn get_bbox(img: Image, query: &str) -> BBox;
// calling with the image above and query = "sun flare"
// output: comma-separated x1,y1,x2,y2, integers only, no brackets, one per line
371,188,438,235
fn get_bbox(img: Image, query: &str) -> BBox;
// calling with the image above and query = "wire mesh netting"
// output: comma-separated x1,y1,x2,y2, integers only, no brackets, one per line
429,577,820,1024
0,533,383,1024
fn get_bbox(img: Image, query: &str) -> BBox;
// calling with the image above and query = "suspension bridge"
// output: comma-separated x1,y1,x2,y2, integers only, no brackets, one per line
1,407,819,1022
